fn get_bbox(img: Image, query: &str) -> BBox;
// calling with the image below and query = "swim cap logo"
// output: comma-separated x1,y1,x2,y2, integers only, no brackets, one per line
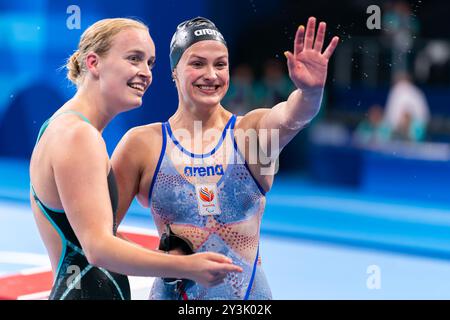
194,29,222,37
199,187,214,202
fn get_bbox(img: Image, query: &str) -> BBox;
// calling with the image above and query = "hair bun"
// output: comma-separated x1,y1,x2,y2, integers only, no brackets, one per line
67,51,81,84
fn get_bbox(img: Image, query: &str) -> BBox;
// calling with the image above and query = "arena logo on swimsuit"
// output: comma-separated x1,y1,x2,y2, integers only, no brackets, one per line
184,164,224,177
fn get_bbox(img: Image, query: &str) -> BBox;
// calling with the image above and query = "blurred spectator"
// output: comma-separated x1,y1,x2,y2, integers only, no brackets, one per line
223,63,256,115
415,41,450,85
254,58,295,107
382,0,420,73
384,71,429,142
353,104,391,145
390,110,426,141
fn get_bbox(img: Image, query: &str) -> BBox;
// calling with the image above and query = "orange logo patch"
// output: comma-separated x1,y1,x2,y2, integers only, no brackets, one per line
199,187,214,202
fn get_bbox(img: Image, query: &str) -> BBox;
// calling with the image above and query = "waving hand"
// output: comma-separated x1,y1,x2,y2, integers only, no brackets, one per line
284,17,339,91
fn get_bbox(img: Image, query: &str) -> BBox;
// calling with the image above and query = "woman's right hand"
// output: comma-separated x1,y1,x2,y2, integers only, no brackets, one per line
183,252,243,288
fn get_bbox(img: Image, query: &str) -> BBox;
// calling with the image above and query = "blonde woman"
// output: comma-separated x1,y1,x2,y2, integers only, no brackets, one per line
29,18,241,300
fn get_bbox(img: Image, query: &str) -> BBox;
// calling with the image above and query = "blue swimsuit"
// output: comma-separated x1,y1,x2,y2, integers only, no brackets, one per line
148,115,272,300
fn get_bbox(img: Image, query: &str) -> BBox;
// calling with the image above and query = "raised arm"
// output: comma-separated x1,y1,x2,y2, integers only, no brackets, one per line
241,17,339,157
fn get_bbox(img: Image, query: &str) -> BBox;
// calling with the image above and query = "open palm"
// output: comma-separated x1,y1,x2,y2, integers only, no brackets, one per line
285,17,339,91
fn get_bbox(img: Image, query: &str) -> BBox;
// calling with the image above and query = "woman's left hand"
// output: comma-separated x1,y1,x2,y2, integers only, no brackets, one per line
284,16,339,92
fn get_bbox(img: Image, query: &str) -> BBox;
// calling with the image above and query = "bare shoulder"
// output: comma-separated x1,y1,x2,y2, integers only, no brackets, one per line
112,122,164,170
59,121,108,157
112,122,165,208
127,122,163,138
50,117,104,154
51,119,108,168
119,122,163,152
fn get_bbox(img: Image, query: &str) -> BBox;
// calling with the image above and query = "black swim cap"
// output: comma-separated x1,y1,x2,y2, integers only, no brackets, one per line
169,17,227,70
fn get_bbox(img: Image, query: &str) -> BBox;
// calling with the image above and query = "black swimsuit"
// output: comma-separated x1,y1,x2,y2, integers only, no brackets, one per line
30,110,130,300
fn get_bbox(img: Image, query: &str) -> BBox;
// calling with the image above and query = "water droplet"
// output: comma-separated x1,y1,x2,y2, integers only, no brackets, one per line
37,26,41,30
10,94,14,98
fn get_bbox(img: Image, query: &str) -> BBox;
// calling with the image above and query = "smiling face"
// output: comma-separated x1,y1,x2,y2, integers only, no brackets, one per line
173,40,229,110
96,27,155,112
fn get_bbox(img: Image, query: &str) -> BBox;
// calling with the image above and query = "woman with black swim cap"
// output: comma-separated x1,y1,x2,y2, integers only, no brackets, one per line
112,16,339,299
29,17,242,300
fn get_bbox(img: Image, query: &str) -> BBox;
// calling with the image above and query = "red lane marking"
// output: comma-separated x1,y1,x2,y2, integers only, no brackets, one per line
0,232,159,300
0,271,53,300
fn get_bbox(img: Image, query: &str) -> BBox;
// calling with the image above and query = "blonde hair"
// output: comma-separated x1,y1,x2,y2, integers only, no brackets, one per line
66,18,149,86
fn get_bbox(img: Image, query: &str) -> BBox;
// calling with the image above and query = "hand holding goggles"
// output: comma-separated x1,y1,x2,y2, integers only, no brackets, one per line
159,224,195,288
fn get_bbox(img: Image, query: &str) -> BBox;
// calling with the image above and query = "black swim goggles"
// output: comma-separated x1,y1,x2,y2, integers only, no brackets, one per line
159,224,195,289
